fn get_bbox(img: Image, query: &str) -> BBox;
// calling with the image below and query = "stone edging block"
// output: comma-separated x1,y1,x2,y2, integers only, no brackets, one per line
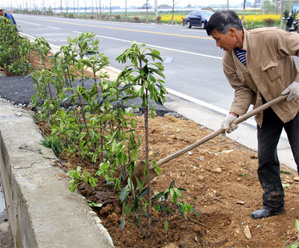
0,99,114,248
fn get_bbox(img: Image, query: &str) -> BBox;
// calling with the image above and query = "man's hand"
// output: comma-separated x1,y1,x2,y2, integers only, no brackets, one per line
221,113,238,133
281,81,299,101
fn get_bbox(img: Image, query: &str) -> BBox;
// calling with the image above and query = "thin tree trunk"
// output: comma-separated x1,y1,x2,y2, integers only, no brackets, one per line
144,89,152,237
110,0,112,21
171,0,175,25
146,0,149,23
125,0,127,22
242,0,246,24
99,0,102,20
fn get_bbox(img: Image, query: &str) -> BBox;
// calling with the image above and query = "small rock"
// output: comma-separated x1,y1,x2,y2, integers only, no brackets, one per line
94,217,102,224
125,107,134,113
222,149,234,154
236,201,245,205
250,154,258,159
211,167,222,174
188,151,192,155
162,243,179,248
294,176,299,182
88,211,97,216
27,102,33,110
197,175,204,182
244,225,252,239
198,156,205,161
165,112,180,118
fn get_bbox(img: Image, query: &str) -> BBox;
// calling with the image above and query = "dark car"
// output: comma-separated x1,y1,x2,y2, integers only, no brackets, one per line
185,10,214,29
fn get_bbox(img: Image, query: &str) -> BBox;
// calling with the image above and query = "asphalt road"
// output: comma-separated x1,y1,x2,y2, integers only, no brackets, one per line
14,13,234,113
11,14,299,115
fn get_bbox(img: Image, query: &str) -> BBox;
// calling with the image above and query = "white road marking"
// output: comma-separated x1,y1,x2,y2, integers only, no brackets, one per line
95,34,222,60
17,20,40,26
20,31,226,122
47,26,61,30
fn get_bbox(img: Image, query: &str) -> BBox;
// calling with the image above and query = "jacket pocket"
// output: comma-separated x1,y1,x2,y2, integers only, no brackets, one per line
262,59,280,81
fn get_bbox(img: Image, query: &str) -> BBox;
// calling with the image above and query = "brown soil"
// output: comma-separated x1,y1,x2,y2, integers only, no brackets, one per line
14,50,299,248
52,115,299,248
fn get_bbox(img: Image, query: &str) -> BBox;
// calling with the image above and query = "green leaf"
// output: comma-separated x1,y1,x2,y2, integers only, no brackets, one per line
120,185,129,202
192,207,200,218
155,166,162,176
178,188,187,192
169,180,175,189
289,240,299,248
120,218,126,229
160,202,166,214
280,170,292,174
295,219,299,231
164,219,169,231
132,197,139,211
138,187,149,199
69,183,77,192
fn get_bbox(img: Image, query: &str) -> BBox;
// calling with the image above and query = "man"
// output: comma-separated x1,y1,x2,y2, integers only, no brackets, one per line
206,11,299,219
0,8,17,26
286,13,294,31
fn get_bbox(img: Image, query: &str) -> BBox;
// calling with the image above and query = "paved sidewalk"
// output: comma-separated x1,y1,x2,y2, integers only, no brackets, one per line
164,93,297,172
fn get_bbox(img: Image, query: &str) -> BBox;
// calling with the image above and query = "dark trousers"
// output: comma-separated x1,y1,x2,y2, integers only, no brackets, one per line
257,108,299,210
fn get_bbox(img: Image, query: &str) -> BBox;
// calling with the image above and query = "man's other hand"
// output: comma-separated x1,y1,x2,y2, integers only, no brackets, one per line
281,81,299,101
221,113,238,133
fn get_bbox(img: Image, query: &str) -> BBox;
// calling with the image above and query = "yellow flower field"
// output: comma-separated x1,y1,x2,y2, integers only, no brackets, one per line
240,14,281,24
159,13,289,25
160,13,188,23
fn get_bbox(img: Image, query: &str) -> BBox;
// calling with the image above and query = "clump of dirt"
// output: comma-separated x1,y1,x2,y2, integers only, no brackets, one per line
54,115,299,248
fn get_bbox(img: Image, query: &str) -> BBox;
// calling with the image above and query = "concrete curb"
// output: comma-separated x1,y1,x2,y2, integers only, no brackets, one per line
0,99,114,248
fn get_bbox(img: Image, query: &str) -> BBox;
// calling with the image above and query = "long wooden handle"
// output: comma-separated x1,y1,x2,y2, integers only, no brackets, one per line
156,95,287,167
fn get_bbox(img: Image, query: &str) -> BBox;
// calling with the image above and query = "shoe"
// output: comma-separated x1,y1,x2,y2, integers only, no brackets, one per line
251,208,284,219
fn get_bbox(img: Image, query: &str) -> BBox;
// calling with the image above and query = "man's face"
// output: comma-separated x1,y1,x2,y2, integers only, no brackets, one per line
0,11,3,16
211,29,237,53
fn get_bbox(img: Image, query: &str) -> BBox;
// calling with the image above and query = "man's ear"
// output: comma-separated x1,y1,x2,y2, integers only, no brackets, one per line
228,27,237,37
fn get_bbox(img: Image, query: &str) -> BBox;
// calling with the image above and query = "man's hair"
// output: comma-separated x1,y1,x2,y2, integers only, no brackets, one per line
206,10,243,36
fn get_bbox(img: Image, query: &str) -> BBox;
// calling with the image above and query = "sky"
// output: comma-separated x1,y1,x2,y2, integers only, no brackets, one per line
2,0,243,10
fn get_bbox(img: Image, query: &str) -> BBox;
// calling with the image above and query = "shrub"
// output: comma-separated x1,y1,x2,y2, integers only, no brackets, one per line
264,18,276,27
0,17,31,75
132,16,140,22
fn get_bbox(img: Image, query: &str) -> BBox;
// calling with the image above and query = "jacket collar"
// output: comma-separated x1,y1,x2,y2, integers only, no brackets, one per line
241,29,249,51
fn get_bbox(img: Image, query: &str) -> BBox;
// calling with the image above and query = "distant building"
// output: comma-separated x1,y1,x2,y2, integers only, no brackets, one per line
202,7,214,12
254,0,263,8
137,3,153,9
242,1,253,7
158,4,172,10
293,4,299,12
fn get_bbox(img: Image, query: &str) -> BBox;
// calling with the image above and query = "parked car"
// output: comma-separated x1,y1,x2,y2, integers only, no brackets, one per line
185,10,214,29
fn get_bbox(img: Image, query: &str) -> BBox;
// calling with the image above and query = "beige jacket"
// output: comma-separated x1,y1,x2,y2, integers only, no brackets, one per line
223,27,299,127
